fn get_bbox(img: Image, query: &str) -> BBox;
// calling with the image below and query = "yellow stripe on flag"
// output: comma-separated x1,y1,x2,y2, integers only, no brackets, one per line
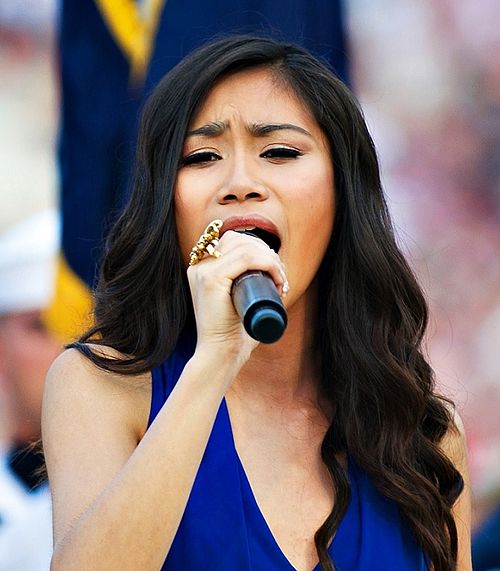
95,0,166,82
42,255,94,345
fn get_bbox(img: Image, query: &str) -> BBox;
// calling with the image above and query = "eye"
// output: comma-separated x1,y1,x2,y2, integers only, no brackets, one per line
260,147,303,160
180,151,221,167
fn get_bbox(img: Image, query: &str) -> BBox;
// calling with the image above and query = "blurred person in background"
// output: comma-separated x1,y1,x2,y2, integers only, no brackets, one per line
0,209,61,570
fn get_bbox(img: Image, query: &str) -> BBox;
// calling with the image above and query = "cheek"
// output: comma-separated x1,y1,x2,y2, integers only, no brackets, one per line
285,166,335,277
174,180,202,261
290,165,335,234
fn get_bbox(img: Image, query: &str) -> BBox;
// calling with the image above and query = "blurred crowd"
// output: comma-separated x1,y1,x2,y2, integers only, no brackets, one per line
0,0,499,568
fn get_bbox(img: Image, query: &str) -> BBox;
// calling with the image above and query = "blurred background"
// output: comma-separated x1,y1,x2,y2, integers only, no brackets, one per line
348,0,500,513
0,0,499,565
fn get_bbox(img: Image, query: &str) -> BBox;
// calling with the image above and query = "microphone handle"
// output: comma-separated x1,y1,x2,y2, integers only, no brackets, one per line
231,270,287,344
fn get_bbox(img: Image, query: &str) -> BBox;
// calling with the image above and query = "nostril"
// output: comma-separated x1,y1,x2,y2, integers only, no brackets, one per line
219,190,265,204
220,194,238,203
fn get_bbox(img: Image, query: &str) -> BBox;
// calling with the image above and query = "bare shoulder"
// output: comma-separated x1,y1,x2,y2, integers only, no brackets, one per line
44,346,151,440
42,346,153,542
438,400,472,570
439,401,467,466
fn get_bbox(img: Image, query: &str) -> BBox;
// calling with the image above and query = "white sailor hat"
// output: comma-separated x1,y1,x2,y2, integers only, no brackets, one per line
0,209,60,314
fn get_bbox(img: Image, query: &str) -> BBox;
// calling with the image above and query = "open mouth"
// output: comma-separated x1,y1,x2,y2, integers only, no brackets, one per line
235,227,281,253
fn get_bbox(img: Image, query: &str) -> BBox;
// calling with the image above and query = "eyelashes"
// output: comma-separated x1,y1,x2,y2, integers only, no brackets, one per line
180,151,220,166
261,147,302,159
180,147,303,167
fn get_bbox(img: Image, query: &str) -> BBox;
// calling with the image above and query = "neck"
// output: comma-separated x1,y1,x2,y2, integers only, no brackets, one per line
230,283,323,408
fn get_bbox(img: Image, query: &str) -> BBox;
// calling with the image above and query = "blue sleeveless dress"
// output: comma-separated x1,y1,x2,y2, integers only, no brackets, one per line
148,336,427,570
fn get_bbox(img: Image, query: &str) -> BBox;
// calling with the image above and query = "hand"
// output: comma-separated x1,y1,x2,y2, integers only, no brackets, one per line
186,230,287,366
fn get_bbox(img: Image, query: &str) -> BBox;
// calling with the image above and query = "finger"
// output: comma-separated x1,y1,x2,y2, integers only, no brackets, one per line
218,231,286,275
190,248,286,291
188,240,286,291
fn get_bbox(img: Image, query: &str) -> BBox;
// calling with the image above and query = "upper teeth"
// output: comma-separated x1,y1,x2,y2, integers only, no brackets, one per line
235,226,256,231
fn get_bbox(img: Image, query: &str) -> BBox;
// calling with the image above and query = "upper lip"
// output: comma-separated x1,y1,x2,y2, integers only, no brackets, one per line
219,215,282,251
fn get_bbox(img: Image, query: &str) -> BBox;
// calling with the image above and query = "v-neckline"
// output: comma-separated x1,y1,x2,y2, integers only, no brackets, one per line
220,397,352,571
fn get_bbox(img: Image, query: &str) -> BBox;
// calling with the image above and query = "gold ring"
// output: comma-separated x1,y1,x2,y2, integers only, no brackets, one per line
188,219,223,266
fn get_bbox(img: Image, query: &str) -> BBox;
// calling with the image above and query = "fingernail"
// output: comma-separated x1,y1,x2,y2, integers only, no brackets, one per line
282,280,289,297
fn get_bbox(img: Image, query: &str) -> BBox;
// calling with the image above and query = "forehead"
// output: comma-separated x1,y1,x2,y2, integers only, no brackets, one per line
190,67,318,131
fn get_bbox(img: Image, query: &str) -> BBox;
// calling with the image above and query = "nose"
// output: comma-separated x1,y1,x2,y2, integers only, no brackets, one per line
216,156,269,204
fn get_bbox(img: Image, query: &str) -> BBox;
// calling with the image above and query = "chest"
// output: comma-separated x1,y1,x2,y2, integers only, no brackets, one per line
226,397,336,571
153,358,425,571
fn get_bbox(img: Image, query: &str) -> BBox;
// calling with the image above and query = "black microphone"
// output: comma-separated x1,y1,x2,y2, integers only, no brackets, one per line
231,231,287,343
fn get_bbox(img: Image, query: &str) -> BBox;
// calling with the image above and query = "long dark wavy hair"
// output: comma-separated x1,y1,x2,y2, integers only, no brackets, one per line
73,36,463,570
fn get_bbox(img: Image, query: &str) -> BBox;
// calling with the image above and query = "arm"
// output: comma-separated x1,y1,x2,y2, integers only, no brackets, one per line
43,230,286,570
43,345,241,570
439,409,472,571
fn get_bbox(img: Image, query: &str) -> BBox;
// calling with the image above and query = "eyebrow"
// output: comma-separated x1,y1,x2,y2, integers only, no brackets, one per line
186,121,313,139
186,121,226,138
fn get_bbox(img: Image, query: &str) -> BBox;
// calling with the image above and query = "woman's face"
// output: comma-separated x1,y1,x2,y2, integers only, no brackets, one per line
174,67,335,308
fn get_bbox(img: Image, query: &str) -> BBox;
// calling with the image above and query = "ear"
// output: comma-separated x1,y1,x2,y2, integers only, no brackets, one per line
0,321,9,413
0,343,13,443
0,315,14,379
0,321,7,378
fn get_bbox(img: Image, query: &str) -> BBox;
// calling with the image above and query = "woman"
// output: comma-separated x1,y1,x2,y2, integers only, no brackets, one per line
42,36,471,570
